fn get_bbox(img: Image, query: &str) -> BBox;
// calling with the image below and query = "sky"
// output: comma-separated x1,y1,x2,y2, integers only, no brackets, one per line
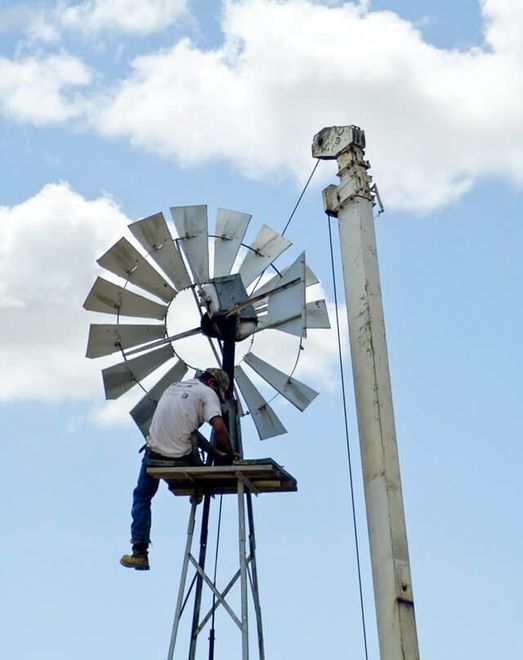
0,0,522,658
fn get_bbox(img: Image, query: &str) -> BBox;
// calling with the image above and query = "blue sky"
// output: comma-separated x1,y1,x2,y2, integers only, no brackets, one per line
1,1,522,659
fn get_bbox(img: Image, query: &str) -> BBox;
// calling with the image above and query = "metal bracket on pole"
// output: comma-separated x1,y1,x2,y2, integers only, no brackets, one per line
312,125,420,660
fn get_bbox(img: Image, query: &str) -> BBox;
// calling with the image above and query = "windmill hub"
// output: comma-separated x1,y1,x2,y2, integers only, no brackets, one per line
199,274,258,342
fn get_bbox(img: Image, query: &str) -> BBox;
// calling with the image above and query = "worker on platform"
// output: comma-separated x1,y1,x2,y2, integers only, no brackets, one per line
120,368,239,571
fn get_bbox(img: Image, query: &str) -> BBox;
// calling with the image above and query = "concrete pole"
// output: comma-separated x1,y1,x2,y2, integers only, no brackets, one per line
312,126,420,660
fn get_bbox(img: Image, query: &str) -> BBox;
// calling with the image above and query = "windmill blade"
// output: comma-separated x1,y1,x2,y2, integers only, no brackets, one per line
213,208,251,278
83,277,167,321
128,212,192,291
234,366,286,440
243,353,318,411
252,263,319,298
102,344,174,400
253,297,330,330
130,359,188,436
306,300,331,329
97,237,176,303
254,253,306,337
170,205,209,283
86,324,165,358
238,224,292,288
253,300,268,313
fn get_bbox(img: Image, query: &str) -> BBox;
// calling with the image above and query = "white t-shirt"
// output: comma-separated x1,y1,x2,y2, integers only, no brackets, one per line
147,379,222,458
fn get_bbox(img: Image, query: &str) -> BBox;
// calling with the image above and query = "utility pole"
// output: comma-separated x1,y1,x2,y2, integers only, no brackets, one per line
312,126,420,660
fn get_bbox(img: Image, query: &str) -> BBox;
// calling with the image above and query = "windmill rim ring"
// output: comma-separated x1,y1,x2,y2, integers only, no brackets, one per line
112,234,304,403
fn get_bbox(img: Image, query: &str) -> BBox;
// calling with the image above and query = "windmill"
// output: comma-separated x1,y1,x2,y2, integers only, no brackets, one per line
83,205,331,659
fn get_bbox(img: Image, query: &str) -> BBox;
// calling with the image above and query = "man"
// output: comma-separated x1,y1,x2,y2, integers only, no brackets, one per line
120,368,239,571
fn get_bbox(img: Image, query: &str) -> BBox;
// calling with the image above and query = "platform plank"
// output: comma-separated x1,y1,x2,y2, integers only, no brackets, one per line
147,459,297,496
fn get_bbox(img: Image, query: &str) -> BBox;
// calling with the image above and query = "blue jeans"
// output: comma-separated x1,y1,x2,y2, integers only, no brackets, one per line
130,450,202,545
130,453,160,545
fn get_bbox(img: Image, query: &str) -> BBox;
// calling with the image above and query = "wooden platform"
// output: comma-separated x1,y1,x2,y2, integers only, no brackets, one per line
147,458,297,496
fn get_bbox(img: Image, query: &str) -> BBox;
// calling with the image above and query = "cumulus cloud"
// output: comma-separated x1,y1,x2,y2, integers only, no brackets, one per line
91,0,523,212
0,6,41,35
22,0,189,40
56,0,188,36
481,0,523,55
89,392,139,428
3,1,523,212
0,183,129,401
0,53,91,124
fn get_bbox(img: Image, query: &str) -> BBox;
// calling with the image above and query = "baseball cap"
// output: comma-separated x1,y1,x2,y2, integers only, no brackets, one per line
205,368,230,401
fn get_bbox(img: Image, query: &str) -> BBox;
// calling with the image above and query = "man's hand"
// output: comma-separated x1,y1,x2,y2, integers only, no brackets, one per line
209,416,240,461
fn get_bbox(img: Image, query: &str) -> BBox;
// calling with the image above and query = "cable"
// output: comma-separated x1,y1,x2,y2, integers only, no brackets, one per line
326,212,369,660
281,159,320,237
250,158,321,297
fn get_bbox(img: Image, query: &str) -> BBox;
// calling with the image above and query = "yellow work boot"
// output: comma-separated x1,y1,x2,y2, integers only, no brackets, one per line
120,544,149,570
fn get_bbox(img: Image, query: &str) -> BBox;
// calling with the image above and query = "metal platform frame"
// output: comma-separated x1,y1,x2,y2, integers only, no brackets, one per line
148,461,297,660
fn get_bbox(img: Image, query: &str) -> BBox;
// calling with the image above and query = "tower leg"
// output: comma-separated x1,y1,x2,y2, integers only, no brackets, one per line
167,501,198,660
246,491,265,660
238,480,250,660
188,494,212,660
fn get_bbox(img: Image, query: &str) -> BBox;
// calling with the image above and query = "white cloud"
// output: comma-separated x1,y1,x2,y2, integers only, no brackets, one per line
481,0,523,56
50,0,188,37
0,6,42,35
4,1,523,213
0,183,129,402
0,53,91,124
1,0,188,44
92,0,523,212
89,393,137,428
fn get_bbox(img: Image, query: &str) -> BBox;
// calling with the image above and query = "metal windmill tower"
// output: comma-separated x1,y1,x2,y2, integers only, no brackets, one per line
83,206,331,659
313,126,421,660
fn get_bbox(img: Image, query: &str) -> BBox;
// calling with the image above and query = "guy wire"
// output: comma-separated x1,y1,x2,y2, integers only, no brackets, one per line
281,159,320,236
250,158,321,297
204,162,323,654
326,212,369,660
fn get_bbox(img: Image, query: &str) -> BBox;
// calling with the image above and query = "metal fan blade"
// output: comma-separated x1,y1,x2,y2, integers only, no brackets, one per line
243,353,318,411
83,277,167,320
254,253,306,337
254,297,329,329
128,212,192,291
102,344,174,400
213,208,251,278
252,263,319,298
97,237,176,303
253,300,268,313
238,224,292,288
86,324,165,358
234,366,287,440
306,300,331,329
130,359,188,436
170,205,209,283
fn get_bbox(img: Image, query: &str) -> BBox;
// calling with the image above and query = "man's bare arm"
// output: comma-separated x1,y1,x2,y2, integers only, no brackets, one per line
209,416,240,460
194,431,226,458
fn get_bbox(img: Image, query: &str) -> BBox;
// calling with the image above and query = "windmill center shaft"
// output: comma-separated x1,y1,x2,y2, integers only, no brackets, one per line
199,273,258,341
